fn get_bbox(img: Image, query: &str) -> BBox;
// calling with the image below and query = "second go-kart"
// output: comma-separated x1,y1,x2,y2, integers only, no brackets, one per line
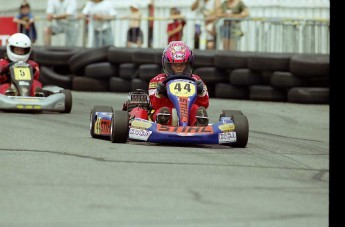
90,75,249,148
0,61,72,113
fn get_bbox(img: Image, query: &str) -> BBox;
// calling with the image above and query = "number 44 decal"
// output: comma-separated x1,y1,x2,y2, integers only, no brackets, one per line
169,81,196,96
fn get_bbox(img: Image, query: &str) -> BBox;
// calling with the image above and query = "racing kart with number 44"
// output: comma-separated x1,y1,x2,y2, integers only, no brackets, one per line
90,75,249,147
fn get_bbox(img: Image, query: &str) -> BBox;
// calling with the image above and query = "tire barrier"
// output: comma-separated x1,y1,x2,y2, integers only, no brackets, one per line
109,77,131,92
85,62,117,79
72,77,109,92
249,85,287,102
29,46,329,104
230,69,264,86
33,47,80,66
39,66,73,89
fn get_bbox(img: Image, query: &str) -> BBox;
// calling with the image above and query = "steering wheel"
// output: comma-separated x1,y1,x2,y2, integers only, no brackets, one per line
162,75,196,85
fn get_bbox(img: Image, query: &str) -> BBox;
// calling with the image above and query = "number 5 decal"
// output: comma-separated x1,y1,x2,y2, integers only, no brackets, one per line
14,67,32,81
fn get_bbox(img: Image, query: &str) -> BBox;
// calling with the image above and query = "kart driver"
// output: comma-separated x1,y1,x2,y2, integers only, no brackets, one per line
148,41,209,126
0,33,43,96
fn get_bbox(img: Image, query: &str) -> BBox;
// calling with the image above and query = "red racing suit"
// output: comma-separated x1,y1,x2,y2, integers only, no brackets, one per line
148,73,209,126
0,58,42,96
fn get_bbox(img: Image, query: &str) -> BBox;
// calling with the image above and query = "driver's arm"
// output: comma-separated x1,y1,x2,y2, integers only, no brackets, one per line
193,75,209,108
0,59,9,83
148,75,170,110
28,60,40,80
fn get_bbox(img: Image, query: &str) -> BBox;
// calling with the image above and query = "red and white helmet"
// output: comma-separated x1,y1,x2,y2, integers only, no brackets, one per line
6,33,32,62
162,41,194,77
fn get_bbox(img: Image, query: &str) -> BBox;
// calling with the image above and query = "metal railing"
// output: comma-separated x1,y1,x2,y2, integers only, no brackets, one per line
0,14,329,54
215,17,329,53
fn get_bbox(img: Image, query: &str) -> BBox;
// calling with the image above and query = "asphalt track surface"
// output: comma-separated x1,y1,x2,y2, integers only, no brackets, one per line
0,91,329,227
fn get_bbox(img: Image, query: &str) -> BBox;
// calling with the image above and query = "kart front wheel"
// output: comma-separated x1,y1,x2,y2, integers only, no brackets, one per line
61,89,72,113
90,106,113,138
219,110,243,121
110,110,129,143
230,114,249,148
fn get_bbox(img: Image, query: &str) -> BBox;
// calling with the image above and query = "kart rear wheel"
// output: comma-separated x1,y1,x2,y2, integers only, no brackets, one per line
230,114,249,148
61,89,72,113
219,110,243,120
110,110,129,143
90,106,113,138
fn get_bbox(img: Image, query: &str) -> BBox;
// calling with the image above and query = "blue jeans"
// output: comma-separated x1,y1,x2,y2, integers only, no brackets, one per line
94,28,114,47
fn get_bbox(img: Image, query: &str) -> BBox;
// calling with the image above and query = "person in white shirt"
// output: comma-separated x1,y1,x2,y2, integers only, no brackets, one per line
44,0,79,47
191,0,220,49
122,3,143,48
82,0,117,48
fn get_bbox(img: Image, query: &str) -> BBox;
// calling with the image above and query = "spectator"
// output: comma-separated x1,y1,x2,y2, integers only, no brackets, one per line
217,0,249,51
191,0,220,49
82,0,117,48
167,7,186,44
148,0,154,48
122,3,143,48
13,1,37,44
44,0,79,47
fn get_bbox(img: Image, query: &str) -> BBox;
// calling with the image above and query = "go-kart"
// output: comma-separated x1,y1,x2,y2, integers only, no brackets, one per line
90,75,249,147
0,61,72,113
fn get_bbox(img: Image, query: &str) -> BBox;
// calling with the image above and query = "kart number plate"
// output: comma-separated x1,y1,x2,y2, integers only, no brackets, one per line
169,81,196,97
14,67,32,81
219,131,237,143
129,128,152,141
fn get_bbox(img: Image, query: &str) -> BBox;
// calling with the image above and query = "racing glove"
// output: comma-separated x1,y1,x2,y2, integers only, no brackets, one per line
156,82,167,96
196,80,205,96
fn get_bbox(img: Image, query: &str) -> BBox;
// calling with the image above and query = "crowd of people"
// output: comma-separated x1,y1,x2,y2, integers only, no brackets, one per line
10,0,249,51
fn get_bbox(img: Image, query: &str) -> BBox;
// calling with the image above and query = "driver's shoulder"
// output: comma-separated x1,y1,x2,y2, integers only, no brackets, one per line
0,58,9,65
151,73,167,82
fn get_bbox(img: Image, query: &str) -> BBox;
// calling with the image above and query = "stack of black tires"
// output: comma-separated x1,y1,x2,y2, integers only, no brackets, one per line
0,45,328,104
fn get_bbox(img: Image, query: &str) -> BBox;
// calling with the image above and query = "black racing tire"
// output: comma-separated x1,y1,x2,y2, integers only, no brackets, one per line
33,47,79,66
219,110,244,121
108,47,138,64
214,83,249,100
193,49,217,67
72,77,109,91
214,51,254,69
192,67,227,84
290,54,329,78
109,77,131,92
270,71,307,88
229,69,264,86
119,63,139,80
288,87,329,104
131,78,148,91
230,114,249,148
138,64,162,81
153,48,165,64
68,46,110,75
85,62,117,79
248,53,293,72
90,106,113,138
249,85,287,102
39,66,73,89
132,48,159,64
61,89,72,113
110,110,129,143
